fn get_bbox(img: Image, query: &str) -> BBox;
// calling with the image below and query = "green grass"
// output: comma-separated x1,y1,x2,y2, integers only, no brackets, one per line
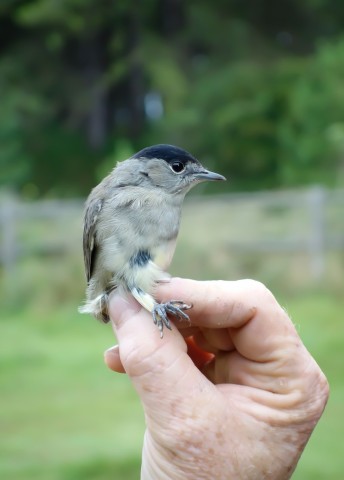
282,293,344,479
0,306,144,480
1,293,343,479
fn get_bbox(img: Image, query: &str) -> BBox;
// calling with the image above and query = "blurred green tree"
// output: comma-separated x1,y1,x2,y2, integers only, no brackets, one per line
1,0,344,195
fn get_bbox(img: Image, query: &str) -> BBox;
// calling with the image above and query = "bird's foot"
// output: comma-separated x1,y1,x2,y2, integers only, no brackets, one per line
152,300,192,338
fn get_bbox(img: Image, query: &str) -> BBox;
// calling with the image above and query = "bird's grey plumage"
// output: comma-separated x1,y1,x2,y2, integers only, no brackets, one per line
79,144,225,336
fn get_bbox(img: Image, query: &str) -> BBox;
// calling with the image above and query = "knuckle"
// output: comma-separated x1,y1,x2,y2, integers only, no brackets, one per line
303,360,330,419
240,279,277,309
241,279,272,297
315,369,330,406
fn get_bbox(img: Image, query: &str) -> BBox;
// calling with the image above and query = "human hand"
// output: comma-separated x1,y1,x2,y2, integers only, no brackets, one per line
104,278,329,480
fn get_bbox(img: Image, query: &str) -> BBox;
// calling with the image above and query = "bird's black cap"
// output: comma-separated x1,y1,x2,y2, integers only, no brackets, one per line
131,144,199,166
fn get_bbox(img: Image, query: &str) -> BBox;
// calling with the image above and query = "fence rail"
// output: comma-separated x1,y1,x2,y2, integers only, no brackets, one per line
1,187,343,282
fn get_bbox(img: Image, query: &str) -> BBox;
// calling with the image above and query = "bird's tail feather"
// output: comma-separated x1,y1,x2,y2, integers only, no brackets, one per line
78,293,110,323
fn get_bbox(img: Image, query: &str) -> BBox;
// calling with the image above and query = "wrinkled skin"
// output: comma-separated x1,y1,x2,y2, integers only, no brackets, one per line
104,278,329,480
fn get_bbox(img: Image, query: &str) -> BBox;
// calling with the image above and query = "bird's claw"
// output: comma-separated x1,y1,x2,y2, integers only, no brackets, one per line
152,300,192,338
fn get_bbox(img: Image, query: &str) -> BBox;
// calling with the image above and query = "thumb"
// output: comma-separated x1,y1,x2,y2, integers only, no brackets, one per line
108,292,211,417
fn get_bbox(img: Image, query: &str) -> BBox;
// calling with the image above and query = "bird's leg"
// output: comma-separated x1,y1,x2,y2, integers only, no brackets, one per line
130,286,192,338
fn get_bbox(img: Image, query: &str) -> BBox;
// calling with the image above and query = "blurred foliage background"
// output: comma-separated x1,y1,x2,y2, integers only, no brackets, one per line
1,1,344,479
1,0,344,196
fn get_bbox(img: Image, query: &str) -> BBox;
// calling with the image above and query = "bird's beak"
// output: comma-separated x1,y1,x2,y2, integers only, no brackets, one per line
193,169,226,182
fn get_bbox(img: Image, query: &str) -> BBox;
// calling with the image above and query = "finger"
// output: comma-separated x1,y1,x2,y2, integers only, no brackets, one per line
156,278,301,364
195,328,235,353
104,345,126,373
108,292,215,419
156,278,273,328
201,350,277,388
103,334,214,378
176,325,200,338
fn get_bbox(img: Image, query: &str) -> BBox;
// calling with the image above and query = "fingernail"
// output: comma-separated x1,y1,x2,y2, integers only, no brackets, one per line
104,345,119,358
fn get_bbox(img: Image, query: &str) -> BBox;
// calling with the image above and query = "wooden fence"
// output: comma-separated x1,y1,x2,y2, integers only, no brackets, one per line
0,187,343,282
0,195,84,278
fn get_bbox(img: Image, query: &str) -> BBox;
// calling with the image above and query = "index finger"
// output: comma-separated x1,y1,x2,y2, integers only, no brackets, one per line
156,278,301,363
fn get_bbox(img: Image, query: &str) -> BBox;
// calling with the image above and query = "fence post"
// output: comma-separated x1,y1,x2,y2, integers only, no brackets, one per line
308,186,326,282
0,193,17,281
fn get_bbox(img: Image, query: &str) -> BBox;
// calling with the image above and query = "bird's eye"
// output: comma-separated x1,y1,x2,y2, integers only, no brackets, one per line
170,161,185,174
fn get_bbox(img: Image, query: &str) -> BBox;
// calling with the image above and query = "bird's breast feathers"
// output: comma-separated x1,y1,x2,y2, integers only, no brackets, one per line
118,238,176,293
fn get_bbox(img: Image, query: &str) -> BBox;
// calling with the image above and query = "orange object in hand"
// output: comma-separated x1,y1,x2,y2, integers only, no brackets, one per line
185,336,214,369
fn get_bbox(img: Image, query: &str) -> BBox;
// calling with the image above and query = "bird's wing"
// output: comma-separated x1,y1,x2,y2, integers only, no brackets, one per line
83,197,103,283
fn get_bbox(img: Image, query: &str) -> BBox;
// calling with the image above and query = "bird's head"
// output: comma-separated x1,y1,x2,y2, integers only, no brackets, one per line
124,144,226,195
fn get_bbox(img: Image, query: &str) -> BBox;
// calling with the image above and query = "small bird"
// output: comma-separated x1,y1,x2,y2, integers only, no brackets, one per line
79,144,226,336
